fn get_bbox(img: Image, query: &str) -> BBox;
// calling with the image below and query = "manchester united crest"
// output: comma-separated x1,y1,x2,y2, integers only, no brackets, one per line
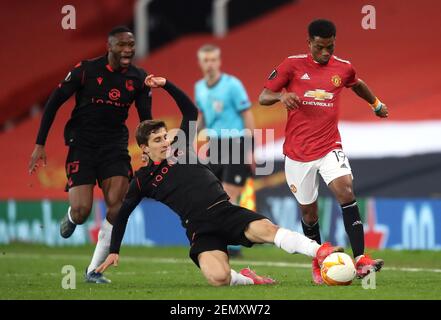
331,75,342,87
290,184,297,194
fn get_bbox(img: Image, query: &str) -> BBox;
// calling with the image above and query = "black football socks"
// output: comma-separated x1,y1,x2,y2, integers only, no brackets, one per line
301,218,322,245
341,200,364,258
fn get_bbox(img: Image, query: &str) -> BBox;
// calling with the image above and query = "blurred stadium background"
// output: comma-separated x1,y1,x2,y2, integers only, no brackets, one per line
1,0,441,283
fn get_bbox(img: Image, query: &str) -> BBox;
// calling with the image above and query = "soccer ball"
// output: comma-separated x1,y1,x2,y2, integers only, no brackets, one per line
320,252,356,286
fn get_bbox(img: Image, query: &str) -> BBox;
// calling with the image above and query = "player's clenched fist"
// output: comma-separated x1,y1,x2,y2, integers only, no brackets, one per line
280,92,301,110
375,104,389,118
145,74,166,88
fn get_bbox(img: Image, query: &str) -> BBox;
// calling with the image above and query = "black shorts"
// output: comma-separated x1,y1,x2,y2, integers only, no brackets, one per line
207,137,253,187
185,201,268,267
208,163,252,187
65,145,132,191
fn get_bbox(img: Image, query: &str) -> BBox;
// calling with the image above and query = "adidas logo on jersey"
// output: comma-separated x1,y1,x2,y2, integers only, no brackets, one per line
301,73,310,80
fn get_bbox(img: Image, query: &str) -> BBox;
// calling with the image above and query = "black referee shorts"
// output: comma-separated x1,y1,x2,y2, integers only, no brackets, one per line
65,145,132,191
207,137,253,187
208,163,252,187
185,201,268,268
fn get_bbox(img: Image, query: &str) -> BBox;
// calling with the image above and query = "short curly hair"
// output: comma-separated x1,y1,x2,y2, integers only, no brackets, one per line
308,19,336,39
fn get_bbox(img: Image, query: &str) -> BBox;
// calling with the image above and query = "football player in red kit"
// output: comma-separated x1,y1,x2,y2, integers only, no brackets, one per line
259,19,388,284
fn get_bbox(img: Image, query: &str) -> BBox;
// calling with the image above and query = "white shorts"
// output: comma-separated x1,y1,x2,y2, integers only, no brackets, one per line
284,149,353,205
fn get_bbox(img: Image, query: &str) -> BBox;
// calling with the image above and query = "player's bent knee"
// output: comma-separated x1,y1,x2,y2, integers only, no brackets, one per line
205,271,231,287
105,204,123,223
339,186,355,204
199,251,231,286
105,197,124,211
70,205,92,224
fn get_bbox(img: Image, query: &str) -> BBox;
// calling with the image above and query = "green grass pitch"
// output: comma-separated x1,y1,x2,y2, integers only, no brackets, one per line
1,243,440,300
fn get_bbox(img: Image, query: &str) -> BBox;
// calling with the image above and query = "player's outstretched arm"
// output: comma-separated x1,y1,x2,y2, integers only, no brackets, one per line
134,83,153,121
145,75,198,120
29,90,73,174
29,63,85,174
95,253,119,273
96,174,144,273
29,145,47,175
351,79,388,118
145,75,198,144
107,179,144,256
259,88,301,110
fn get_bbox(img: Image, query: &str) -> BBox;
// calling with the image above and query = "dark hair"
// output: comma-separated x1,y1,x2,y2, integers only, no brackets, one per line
308,19,336,39
136,120,167,146
108,25,132,37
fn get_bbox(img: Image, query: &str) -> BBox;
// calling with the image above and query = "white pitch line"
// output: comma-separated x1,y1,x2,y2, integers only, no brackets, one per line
2,252,441,273
4,271,138,277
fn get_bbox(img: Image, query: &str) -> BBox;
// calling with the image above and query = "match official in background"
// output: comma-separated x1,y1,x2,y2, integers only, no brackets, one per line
195,44,255,258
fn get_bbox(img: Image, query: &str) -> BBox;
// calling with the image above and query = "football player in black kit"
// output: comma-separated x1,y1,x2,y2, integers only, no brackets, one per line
28,26,152,284
96,75,343,286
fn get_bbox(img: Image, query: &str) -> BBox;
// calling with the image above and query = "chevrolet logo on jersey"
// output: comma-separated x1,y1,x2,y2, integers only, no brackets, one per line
304,89,334,101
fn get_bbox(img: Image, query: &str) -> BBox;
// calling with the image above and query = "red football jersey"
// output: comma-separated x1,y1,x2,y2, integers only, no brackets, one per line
264,54,358,162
